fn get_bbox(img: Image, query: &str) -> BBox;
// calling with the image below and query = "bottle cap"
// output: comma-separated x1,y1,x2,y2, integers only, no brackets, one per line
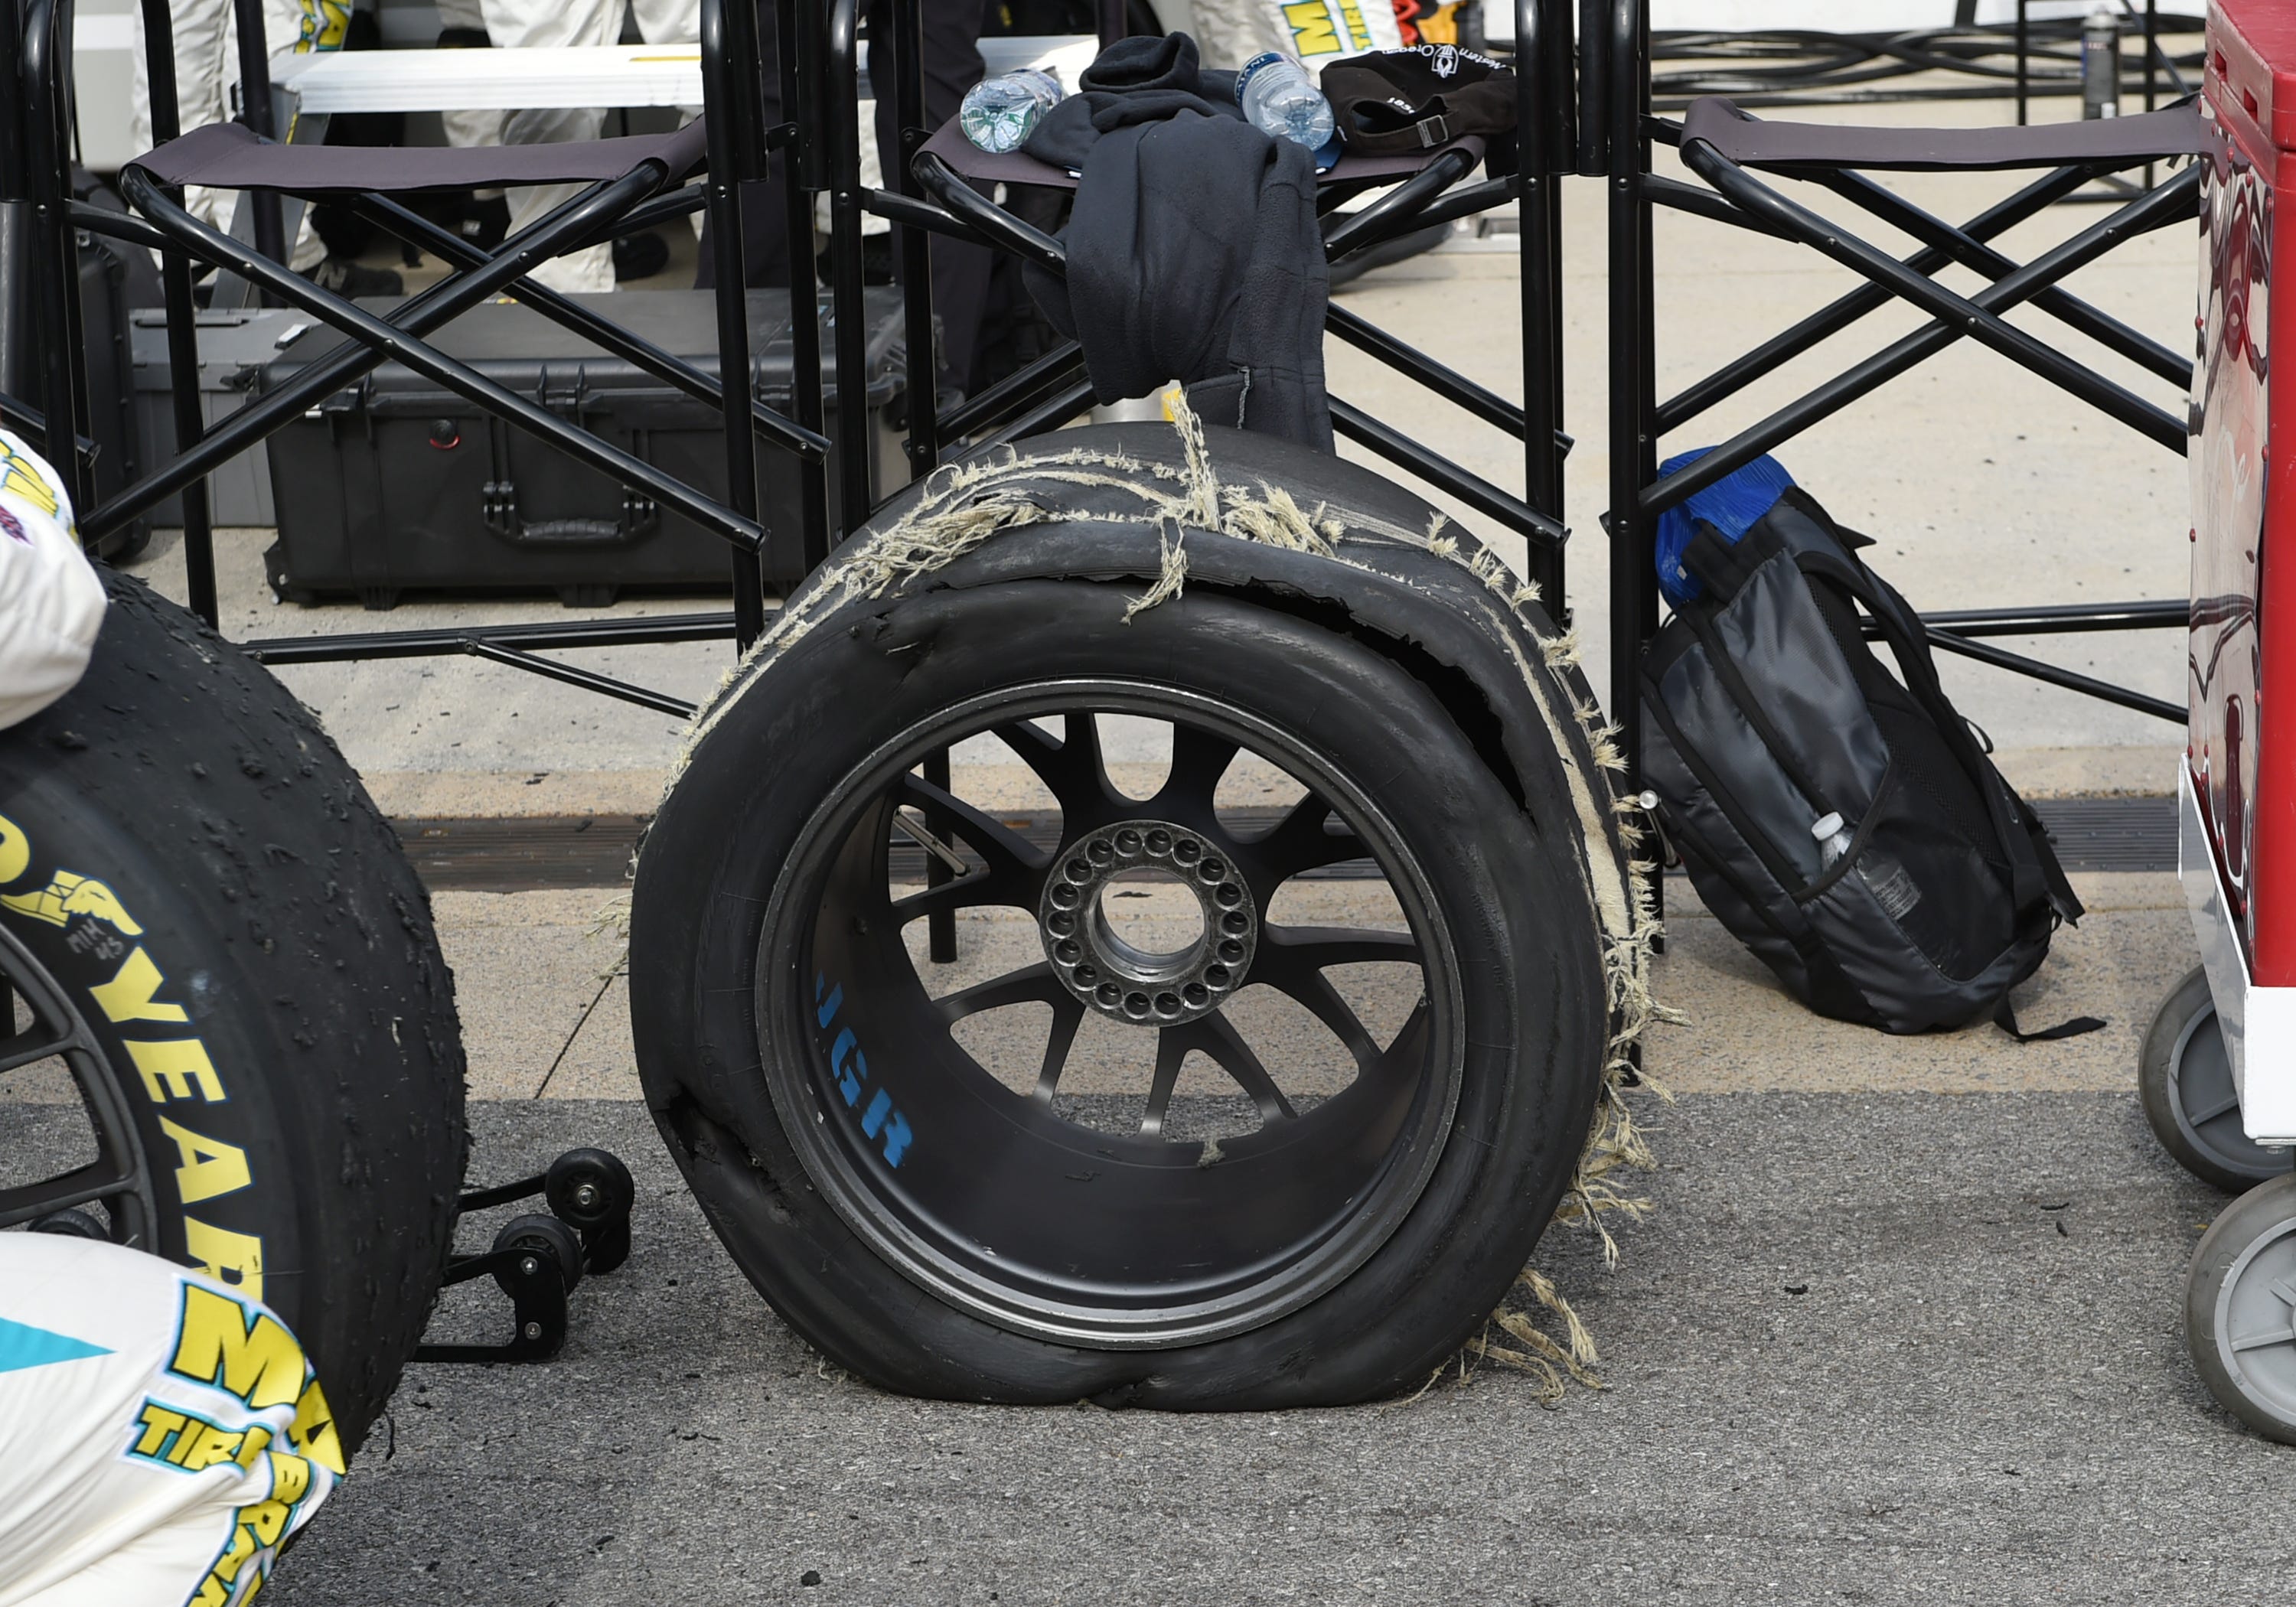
1810,812,1844,839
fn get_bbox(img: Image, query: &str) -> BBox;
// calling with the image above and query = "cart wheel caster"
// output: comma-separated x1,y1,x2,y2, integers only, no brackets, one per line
2187,1171,2296,1444
492,1213,583,1296
546,1147,634,1274
2141,966,2294,1191
28,1208,108,1240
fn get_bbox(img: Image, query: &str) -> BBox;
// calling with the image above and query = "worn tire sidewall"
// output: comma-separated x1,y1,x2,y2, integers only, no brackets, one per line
0,573,465,1448
634,579,1606,1405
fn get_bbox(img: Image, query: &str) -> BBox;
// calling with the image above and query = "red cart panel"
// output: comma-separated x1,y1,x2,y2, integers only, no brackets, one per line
2190,1,2296,1140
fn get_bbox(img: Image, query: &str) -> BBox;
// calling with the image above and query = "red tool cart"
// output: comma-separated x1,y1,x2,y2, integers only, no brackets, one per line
2156,0,2296,1446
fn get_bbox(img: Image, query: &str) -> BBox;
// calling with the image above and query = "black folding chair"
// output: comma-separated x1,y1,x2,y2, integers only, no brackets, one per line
1596,0,2208,918
5,0,834,697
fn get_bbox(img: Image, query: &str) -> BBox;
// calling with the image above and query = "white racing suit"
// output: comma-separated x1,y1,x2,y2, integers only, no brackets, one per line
471,0,701,292
0,431,104,732
0,1234,342,1607
126,0,333,268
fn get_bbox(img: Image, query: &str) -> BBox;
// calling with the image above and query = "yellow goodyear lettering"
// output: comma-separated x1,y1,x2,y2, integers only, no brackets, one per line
183,1218,264,1300
0,870,143,934
1284,1,1339,56
89,946,190,1025
0,812,28,886
126,1038,226,1103
168,1285,305,1410
1336,0,1370,49
158,1114,252,1204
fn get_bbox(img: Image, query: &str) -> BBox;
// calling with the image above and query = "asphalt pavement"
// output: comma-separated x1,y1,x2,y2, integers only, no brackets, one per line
263,1092,2288,1607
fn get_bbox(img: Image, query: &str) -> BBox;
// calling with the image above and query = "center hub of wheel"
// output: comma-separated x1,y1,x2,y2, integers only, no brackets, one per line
1039,819,1257,1027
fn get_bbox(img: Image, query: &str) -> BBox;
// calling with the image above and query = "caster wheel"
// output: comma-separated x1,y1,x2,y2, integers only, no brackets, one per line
2187,1172,2296,1444
493,1212,583,1296
28,1208,109,1240
545,1147,634,1233
580,1218,632,1276
2140,966,2293,1191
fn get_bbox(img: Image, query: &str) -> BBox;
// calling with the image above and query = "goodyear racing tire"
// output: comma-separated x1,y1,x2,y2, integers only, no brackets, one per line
0,571,466,1452
631,423,1627,1407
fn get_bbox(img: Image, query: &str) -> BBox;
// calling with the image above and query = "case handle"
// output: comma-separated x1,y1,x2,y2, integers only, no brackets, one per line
481,481,660,547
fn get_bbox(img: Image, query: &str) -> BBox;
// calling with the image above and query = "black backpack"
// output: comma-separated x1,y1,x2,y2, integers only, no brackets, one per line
1639,487,2093,1037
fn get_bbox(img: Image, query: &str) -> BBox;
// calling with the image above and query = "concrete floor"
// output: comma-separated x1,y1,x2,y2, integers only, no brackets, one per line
58,87,2270,1605
422,871,2193,1106
263,1088,2279,1607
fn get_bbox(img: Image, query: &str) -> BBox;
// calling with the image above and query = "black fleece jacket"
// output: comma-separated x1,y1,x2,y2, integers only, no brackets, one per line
1022,34,1333,451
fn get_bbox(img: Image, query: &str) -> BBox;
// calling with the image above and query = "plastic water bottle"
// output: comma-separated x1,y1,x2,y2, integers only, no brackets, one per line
1237,52,1336,150
960,67,1063,155
1812,811,1923,921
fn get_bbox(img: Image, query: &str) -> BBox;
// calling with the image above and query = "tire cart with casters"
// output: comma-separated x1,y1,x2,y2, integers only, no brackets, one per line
2157,0,2296,1446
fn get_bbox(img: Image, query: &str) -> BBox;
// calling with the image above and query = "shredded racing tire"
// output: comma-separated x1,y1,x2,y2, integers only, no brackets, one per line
0,570,467,1452
631,422,1632,1407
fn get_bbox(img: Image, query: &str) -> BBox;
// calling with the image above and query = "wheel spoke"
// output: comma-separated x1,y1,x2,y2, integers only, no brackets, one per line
1156,725,1242,813
1142,1029,1186,1139
1194,1011,1298,1125
2227,1324,2296,1354
934,962,1068,1024
1252,952,1382,1074
1032,997,1086,1105
897,774,1050,881
889,869,1029,923
888,774,1049,921
1237,791,1370,886
0,1161,139,1232
0,1026,72,1078
1248,925,1420,1077
994,712,1111,815
2185,1088,2242,1126
1141,1013,1298,1137
1257,924,1420,970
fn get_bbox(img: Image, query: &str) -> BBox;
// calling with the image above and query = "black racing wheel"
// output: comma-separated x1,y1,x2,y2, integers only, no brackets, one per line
631,423,1627,1408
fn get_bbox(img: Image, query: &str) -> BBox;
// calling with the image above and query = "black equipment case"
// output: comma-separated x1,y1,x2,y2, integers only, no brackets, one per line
72,171,158,560
261,287,908,608
132,307,311,529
